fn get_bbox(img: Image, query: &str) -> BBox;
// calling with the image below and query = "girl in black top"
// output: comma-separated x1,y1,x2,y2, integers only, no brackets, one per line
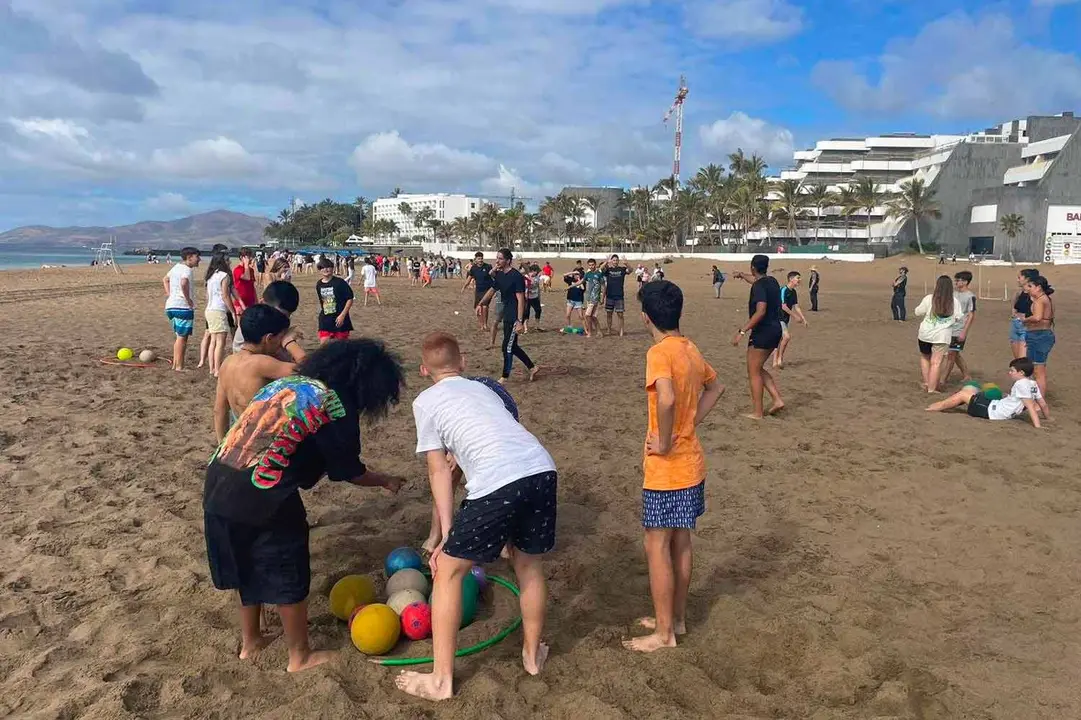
891,267,908,321
1010,269,1038,359
731,255,785,419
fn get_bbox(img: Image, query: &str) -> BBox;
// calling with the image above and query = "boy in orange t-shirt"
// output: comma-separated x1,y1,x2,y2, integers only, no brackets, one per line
624,280,724,653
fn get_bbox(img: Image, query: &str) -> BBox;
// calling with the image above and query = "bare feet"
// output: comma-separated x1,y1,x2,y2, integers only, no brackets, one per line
767,402,785,416
742,413,764,421
638,616,687,635
529,366,541,382
622,632,677,653
287,649,335,673
239,632,277,660
497,377,507,386
523,642,549,676
395,671,453,701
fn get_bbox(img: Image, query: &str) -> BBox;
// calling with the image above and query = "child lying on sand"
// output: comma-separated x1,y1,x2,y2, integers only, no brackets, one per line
926,358,1050,428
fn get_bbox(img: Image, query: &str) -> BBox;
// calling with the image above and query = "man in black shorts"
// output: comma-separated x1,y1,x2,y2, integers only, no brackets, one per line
461,251,494,331
731,254,784,419
600,254,631,337
397,331,557,701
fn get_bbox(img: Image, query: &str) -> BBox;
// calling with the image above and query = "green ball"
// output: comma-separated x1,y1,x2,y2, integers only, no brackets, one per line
432,570,479,628
962,380,982,391
983,387,1003,401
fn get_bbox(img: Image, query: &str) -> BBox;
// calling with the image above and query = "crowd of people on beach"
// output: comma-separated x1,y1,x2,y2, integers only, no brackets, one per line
153,244,1061,700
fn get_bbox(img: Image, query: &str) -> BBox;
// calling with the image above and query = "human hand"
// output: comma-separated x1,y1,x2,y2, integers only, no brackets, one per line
475,304,483,317
801,318,809,327
514,320,524,332
731,331,743,346
335,314,346,327
645,432,673,456
428,538,448,575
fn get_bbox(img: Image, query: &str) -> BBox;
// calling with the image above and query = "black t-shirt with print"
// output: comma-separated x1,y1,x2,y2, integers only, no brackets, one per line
894,275,908,296
565,272,584,303
469,262,494,293
604,265,630,299
780,286,798,322
317,277,354,332
494,267,526,323
749,276,782,328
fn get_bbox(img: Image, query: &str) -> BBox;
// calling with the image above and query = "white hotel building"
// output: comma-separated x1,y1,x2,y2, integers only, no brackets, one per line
371,193,485,239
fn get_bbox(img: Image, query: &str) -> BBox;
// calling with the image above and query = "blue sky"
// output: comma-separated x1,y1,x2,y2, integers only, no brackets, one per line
1,0,1080,230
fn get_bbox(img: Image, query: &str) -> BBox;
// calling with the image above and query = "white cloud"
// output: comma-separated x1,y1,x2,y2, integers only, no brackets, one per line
348,131,495,187
698,111,795,167
143,191,193,215
811,12,1081,118
685,0,804,44
479,164,563,200
150,137,262,179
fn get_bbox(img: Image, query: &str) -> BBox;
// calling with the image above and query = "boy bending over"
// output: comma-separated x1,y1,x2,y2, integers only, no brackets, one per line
397,332,556,701
203,339,404,672
927,357,1049,427
625,281,724,653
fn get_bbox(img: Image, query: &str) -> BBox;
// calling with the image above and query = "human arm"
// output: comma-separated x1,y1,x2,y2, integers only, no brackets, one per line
162,274,171,297
646,378,676,455
282,334,306,362
180,276,194,308
793,303,808,326
222,274,240,315
213,378,230,443
1036,396,1051,421
732,302,766,345
1022,297,1050,326
959,298,976,340
461,270,474,292
475,287,496,315
914,295,931,317
732,271,754,285
251,354,296,381
695,373,724,426
336,298,353,327
515,291,526,330
1022,398,1042,428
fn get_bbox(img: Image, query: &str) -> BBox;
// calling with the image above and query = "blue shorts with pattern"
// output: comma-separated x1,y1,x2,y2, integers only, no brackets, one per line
642,481,705,529
166,308,194,337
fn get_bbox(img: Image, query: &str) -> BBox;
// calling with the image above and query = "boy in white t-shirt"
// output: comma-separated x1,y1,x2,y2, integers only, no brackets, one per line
926,358,1050,427
162,247,201,371
396,331,556,702
360,256,381,306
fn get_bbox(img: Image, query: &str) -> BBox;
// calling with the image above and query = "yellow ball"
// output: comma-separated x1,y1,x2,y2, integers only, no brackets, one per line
350,603,401,655
329,574,376,621
117,347,134,361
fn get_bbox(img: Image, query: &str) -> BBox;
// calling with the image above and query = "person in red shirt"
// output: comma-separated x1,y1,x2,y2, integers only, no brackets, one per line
232,248,258,316
541,261,554,293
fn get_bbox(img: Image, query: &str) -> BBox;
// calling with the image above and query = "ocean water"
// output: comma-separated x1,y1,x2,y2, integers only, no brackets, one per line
0,248,146,270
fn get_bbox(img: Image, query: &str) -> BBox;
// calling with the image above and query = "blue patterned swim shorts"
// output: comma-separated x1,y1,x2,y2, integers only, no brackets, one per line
642,481,705,529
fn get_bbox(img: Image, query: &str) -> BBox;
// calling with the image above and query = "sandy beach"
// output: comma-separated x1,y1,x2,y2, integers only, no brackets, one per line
2,258,1080,719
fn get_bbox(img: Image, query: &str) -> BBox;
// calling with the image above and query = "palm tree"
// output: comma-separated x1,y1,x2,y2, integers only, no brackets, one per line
999,213,1025,264
853,177,886,244
398,201,414,236
837,186,860,242
772,179,807,245
673,187,704,249
886,178,941,256
805,183,833,244
414,206,436,240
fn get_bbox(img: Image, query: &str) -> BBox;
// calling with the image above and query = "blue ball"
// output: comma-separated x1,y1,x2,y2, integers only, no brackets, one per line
384,547,423,577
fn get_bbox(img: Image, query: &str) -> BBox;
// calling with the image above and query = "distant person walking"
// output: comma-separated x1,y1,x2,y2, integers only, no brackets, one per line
711,265,725,299
891,267,908,321
808,265,820,311
731,255,784,419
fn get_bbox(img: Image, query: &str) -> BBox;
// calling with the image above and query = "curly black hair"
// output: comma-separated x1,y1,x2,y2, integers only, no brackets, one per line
296,339,403,419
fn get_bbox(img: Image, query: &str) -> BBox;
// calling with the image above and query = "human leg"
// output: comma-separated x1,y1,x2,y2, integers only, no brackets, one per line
197,328,210,368
927,346,947,394
508,548,548,675
745,347,765,419
919,353,931,390
810,289,818,311
926,386,978,412
623,528,677,652
615,309,625,336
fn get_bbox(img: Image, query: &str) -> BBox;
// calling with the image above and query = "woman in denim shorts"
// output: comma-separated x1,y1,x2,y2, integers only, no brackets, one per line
1022,274,1055,398
1010,269,1040,359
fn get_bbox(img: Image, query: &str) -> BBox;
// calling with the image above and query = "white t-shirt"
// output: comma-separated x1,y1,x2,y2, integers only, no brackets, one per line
413,376,556,500
362,264,378,288
206,270,230,313
951,290,976,334
915,295,963,344
988,378,1043,420
165,263,194,310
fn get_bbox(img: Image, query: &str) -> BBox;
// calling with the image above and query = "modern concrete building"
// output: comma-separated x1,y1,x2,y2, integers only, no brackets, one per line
371,193,485,238
765,113,1081,261
559,186,626,229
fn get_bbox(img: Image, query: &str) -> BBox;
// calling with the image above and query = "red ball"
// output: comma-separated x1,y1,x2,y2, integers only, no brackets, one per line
400,602,432,640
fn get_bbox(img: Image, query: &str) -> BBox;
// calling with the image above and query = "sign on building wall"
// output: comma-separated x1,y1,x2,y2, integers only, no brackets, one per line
1045,206,1081,264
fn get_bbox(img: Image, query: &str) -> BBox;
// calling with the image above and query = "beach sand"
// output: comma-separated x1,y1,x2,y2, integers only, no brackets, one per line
2,258,1080,719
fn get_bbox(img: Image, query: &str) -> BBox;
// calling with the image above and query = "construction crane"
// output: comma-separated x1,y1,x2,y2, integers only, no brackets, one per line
663,75,689,186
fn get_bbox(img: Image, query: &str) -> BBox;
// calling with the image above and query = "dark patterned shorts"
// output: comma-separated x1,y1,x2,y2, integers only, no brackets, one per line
642,481,705,529
443,471,557,563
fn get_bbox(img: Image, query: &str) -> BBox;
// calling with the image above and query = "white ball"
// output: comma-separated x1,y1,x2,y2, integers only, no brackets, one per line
386,568,430,597
139,350,157,363
454,311,460,315
387,589,426,615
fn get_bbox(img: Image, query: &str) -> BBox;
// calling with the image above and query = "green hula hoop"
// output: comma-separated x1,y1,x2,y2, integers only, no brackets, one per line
372,575,522,667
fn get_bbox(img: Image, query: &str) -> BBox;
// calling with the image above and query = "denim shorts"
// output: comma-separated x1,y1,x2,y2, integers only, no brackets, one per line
1026,329,1055,364
1009,317,1027,344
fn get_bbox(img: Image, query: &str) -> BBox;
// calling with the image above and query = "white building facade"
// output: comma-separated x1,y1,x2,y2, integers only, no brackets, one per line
371,193,485,239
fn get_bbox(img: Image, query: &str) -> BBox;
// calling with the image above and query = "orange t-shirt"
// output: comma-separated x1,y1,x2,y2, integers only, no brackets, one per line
643,335,716,491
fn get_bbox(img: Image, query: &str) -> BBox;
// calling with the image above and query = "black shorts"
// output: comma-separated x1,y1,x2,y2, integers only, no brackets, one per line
918,340,933,356
443,471,557,563
949,337,966,352
256,261,266,273
204,502,310,606
526,296,542,319
749,323,782,351
966,392,992,419
474,289,487,308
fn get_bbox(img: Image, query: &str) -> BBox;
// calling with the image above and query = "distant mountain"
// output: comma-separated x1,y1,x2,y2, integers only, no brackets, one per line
0,210,270,250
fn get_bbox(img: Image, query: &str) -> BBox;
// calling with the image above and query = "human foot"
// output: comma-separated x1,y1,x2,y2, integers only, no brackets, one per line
767,402,785,416
523,642,549,675
638,616,686,635
529,366,541,382
742,413,764,421
394,671,453,701
622,632,677,653
286,649,335,673
239,632,277,660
